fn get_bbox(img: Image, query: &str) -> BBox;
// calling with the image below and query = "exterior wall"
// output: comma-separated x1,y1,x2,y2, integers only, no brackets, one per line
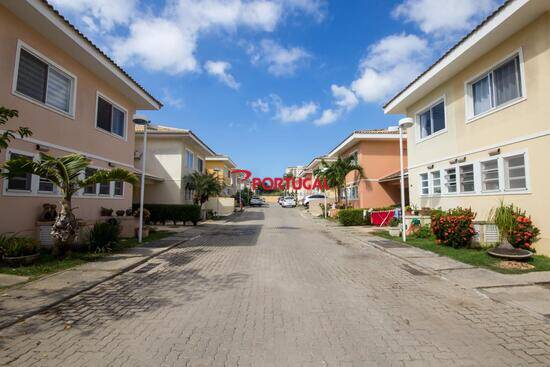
133,135,213,205
0,5,137,237
205,160,236,196
342,140,406,209
204,197,235,216
404,13,550,255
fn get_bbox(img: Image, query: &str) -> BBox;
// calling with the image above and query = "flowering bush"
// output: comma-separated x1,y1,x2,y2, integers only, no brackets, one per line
508,212,540,252
431,207,477,248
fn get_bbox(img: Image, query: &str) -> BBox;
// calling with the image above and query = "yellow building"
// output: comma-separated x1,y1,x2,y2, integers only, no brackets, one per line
205,156,238,197
384,0,550,255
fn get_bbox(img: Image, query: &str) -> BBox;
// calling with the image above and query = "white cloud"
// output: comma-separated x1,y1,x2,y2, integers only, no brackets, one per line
351,33,429,103
248,39,311,76
204,61,240,89
272,95,318,123
283,0,327,21
111,18,198,74
314,109,341,126
249,98,270,113
331,85,358,111
393,0,497,34
50,0,138,31
162,89,185,109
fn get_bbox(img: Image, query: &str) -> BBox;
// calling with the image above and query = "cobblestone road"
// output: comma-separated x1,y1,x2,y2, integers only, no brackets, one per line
1,207,549,366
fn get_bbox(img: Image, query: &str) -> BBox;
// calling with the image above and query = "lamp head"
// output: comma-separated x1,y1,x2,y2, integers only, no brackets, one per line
398,117,414,129
133,115,150,126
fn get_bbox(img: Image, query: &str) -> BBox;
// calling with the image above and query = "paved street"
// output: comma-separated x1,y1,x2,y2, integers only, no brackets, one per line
1,207,549,367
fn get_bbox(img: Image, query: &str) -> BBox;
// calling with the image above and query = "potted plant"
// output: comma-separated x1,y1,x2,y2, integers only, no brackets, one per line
100,207,114,217
116,210,125,217
0,234,40,266
133,208,151,238
488,202,535,260
388,217,401,237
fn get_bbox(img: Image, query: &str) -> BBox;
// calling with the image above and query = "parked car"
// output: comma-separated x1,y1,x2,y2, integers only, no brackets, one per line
250,197,266,207
281,197,297,208
303,194,326,208
277,196,284,205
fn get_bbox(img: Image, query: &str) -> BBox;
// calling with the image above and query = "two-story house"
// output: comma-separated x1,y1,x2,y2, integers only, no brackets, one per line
133,125,216,205
384,0,550,255
205,155,238,197
0,0,161,237
326,129,407,209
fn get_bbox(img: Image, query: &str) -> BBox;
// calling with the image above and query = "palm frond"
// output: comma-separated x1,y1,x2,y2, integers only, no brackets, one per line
78,168,138,189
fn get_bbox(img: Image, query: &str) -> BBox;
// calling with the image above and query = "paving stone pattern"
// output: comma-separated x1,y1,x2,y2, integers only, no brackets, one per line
0,207,549,366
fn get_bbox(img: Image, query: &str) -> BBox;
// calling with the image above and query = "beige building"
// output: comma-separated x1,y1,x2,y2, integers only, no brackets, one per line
0,0,161,237
205,156,238,197
384,0,550,255
133,125,219,205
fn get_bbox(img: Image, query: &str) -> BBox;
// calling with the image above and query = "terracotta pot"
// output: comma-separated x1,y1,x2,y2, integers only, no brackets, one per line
3,253,40,266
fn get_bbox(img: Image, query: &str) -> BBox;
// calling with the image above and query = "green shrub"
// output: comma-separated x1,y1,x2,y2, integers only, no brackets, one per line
89,219,120,253
389,217,400,227
431,207,476,248
338,209,367,226
133,204,201,225
413,225,433,239
0,234,39,257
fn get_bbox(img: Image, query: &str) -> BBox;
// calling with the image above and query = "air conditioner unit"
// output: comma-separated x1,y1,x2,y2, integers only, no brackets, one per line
134,151,143,160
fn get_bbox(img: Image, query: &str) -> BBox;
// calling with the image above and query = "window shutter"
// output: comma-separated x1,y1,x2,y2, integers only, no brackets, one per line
97,97,112,132
16,49,48,103
46,67,71,113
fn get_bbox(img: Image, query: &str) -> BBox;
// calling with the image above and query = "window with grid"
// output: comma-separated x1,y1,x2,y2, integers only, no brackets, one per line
99,181,110,196
6,153,33,191
38,177,55,193
418,100,445,139
470,54,522,117
420,173,429,195
481,159,500,191
96,96,126,138
431,171,441,194
16,48,74,114
84,168,97,195
504,154,527,190
444,168,457,193
459,164,475,193
114,181,124,196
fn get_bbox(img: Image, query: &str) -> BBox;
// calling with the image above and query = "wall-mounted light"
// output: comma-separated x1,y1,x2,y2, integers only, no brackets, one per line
489,148,501,156
426,164,434,170
457,157,467,163
36,144,49,152
108,162,115,168
449,158,458,164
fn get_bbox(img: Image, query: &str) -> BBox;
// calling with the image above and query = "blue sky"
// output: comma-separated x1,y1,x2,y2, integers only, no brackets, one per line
51,0,503,177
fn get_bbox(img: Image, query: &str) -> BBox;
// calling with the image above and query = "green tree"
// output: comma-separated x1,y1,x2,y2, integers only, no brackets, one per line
0,107,32,151
314,156,363,207
1,153,138,257
185,171,222,206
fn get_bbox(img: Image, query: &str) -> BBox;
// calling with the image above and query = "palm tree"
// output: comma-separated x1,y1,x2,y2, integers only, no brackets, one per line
185,171,222,206
314,156,363,207
1,153,138,257
0,107,32,151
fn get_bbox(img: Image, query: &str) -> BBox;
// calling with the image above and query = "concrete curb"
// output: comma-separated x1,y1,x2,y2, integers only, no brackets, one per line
0,234,200,331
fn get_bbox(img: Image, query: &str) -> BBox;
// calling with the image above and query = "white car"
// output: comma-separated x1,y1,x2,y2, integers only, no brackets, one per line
303,194,326,208
249,197,266,207
281,197,297,208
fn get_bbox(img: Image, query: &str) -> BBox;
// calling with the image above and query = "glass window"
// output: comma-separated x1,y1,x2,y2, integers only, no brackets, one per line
420,173,429,195
84,168,97,195
504,154,527,190
96,97,126,137
16,48,74,114
197,158,204,173
186,151,194,169
481,159,500,192
418,100,445,139
470,55,522,117
38,178,54,193
445,168,457,193
459,164,475,193
99,182,110,196
114,181,123,196
431,171,441,194
6,153,32,191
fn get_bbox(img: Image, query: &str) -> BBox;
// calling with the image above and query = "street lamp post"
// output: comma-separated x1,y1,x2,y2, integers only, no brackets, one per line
133,115,151,243
398,117,414,242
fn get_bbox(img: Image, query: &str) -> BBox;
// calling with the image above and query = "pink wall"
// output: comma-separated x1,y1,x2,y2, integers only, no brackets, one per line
342,139,407,209
0,5,138,237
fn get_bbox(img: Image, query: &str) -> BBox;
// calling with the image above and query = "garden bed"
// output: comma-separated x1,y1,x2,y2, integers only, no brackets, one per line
373,231,550,274
0,231,175,280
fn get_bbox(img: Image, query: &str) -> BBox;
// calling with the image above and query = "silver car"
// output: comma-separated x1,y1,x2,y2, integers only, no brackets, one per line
281,197,296,208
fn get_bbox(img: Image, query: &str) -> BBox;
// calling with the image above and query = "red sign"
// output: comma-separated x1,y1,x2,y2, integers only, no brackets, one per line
232,169,330,191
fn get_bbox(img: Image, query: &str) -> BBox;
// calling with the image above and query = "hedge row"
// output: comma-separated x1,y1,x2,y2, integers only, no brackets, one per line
133,204,201,225
338,209,369,226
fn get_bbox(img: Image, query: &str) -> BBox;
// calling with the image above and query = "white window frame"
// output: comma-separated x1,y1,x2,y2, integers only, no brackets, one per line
185,149,195,170
480,157,501,193
94,92,128,141
414,96,447,143
465,48,527,123
113,181,124,197
458,163,475,194
443,166,458,195
430,170,442,195
3,149,60,197
12,40,77,119
419,173,429,196
196,156,204,173
502,151,530,192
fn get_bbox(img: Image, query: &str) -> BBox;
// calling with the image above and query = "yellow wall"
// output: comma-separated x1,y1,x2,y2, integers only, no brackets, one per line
403,13,550,255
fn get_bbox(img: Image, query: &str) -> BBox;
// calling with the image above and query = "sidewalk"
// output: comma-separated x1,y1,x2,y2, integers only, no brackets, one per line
0,229,199,330
313,217,550,319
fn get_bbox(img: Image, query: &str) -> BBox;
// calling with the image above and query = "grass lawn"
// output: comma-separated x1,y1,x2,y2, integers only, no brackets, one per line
373,230,550,274
0,230,175,280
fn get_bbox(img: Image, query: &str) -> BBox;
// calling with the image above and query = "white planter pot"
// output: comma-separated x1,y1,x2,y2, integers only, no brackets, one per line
388,228,401,237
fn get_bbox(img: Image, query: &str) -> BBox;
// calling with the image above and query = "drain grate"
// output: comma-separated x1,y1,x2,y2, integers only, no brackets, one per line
401,264,428,276
134,263,160,273
370,240,408,249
